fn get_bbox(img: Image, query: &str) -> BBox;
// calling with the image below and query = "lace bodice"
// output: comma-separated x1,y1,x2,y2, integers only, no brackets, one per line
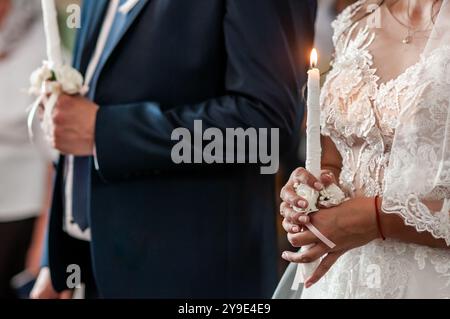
305,0,450,298
321,1,415,198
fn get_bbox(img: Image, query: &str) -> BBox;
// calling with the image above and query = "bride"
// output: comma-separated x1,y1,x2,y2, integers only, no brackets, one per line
275,0,450,298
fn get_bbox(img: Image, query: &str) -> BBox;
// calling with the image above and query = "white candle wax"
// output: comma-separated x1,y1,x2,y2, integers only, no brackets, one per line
291,59,323,290
41,0,63,68
305,60,321,178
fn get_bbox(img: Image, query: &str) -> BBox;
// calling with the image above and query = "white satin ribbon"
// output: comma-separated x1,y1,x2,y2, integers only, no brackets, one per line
305,222,336,249
27,81,61,140
291,222,336,291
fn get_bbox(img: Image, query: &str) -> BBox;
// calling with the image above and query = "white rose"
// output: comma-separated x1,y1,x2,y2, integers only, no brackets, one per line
54,65,84,95
29,64,53,95
318,183,346,208
293,183,320,214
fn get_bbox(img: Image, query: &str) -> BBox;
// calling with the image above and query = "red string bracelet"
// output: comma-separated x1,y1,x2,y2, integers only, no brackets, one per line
374,196,386,241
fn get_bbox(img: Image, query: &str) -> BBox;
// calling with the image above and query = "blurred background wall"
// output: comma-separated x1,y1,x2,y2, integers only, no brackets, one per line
56,0,80,52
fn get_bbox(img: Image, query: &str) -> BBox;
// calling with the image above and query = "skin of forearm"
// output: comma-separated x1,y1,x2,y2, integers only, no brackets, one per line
320,136,343,182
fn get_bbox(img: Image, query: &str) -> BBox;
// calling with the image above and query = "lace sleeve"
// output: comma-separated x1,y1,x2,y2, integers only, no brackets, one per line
382,48,450,246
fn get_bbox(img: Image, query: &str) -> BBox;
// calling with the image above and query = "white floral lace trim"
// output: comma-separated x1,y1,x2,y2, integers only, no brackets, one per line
381,46,450,246
383,196,450,247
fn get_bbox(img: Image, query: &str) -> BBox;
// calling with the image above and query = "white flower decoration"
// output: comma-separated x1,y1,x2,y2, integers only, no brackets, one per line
54,65,84,95
319,183,346,208
29,63,53,95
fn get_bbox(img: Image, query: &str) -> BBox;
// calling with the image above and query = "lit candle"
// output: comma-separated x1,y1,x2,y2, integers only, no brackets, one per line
291,49,322,290
292,50,343,290
41,0,63,68
305,48,322,178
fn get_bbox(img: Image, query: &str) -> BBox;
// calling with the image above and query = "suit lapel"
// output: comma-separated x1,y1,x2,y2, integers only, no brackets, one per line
89,0,149,96
86,0,110,45
73,0,109,70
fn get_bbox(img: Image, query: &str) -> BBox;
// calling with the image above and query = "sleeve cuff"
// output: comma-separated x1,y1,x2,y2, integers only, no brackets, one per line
93,144,100,171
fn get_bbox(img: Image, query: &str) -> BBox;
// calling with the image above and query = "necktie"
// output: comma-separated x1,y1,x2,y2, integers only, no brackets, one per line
70,0,127,231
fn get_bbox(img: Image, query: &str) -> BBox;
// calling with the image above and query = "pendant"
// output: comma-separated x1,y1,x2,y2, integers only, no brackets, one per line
402,35,412,44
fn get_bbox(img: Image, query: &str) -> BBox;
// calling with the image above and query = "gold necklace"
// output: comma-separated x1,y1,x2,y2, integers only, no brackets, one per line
387,0,436,44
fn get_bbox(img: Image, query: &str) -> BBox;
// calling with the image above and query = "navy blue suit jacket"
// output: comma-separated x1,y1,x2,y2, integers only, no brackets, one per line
45,0,316,298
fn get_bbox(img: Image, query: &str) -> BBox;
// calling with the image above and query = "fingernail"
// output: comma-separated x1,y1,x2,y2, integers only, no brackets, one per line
314,182,324,190
298,200,307,208
282,252,289,260
298,216,308,223
292,226,300,233
305,282,312,288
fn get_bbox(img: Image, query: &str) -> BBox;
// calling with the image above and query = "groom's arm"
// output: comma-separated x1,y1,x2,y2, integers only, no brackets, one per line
93,0,314,180
52,0,315,180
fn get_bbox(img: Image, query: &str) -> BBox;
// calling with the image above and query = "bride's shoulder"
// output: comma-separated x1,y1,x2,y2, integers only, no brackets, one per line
332,0,373,46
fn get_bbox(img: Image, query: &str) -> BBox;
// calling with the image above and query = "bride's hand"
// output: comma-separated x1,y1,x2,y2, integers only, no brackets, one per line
280,167,338,217
281,197,380,288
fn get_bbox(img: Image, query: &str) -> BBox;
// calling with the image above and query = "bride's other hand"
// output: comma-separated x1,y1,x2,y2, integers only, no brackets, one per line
279,167,338,224
282,197,380,288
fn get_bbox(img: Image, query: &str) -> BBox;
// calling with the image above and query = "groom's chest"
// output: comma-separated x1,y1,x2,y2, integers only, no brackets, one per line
78,0,226,108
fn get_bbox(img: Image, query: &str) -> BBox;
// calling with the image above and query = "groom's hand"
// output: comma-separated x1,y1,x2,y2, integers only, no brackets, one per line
50,94,99,156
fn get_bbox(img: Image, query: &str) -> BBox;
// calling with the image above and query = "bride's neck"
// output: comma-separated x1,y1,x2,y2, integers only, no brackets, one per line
388,0,440,27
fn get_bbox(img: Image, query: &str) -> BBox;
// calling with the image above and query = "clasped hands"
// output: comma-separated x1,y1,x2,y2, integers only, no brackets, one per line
279,168,380,288
39,94,99,156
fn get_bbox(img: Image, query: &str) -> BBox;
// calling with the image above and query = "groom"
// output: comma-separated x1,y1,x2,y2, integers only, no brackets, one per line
34,0,316,298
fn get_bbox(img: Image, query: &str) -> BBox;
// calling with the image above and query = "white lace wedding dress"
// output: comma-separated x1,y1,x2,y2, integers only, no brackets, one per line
300,0,450,299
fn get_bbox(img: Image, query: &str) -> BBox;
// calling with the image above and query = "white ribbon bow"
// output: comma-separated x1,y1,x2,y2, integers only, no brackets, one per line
27,62,87,141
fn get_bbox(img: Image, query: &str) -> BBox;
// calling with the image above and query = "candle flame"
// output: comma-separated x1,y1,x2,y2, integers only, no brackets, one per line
310,48,318,69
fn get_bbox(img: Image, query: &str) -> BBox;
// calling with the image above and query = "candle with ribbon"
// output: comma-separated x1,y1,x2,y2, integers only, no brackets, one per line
290,49,343,291
27,1,85,141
